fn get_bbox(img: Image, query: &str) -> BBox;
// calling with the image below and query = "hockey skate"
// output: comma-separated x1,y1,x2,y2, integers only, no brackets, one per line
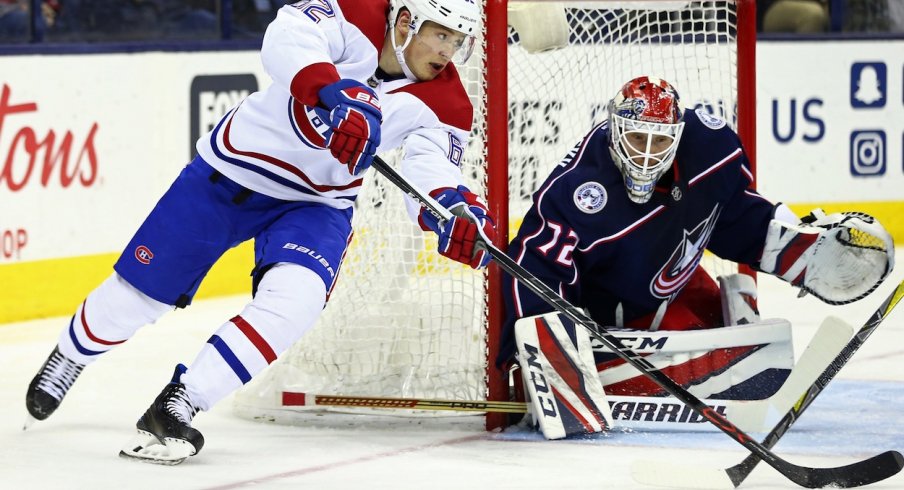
119,364,204,465
24,346,85,429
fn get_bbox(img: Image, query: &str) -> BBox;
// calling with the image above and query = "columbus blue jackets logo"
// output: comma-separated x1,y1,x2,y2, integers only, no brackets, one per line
573,182,607,214
650,205,721,299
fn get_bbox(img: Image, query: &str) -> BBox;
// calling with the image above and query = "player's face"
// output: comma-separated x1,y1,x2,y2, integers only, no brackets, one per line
623,132,675,166
405,21,469,80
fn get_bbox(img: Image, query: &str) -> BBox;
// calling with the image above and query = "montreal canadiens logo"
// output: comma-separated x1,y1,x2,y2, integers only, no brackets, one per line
695,107,726,130
573,182,607,214
290,99,330,149
135,245,154,265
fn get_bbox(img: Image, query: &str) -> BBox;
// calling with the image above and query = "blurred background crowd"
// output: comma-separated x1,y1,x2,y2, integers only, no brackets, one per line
0,0,287,43
0,0,902,45
759,0,904,34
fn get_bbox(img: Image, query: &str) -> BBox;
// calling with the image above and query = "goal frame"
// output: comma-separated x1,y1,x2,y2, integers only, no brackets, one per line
481,0,759,431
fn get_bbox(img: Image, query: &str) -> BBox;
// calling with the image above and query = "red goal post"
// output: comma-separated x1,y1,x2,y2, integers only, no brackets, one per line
232,0,758,432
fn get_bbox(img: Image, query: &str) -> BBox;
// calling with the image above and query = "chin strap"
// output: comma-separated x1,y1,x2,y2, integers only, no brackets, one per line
391,27,419,81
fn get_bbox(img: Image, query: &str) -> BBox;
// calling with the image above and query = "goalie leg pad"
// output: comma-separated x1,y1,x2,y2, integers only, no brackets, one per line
759,209,894,304
514,312,613,440
718,273,760,326
596,320,794,400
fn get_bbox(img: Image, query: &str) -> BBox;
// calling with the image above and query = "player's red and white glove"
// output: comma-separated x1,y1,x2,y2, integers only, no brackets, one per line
419,186,497,270
318,79,382,176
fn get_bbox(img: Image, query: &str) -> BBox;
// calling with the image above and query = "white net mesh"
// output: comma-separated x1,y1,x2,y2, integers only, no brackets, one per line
233,0,747,421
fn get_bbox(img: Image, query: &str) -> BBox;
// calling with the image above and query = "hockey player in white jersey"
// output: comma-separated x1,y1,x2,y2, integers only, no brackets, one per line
24,0,495,464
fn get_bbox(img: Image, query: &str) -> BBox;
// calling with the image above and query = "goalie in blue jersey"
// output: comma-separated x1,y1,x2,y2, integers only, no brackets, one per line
499,76,895,438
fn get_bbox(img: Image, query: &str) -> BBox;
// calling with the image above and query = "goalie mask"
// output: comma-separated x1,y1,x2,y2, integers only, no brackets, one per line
608,77,686,204
388,0,480,80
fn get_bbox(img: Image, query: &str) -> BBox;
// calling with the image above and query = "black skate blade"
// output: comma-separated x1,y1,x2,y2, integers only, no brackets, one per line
119,430,196,465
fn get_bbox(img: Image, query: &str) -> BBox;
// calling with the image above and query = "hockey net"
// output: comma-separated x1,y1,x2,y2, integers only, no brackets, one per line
232,0,756,430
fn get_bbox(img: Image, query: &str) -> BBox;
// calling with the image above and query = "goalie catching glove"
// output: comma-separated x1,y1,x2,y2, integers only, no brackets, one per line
318,79,382,175
419,186,496,269
759,209,894,304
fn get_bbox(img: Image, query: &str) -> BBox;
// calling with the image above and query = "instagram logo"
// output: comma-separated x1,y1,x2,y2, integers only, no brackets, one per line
850,130,886,176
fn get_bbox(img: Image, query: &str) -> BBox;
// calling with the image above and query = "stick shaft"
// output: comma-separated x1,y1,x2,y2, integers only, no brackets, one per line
371,156,903,487
726,279,904,486
373,158,776,462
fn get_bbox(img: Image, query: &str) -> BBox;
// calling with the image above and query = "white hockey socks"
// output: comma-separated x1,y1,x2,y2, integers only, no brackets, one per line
57,273,171,365
514,312,613,439
181,264,326,411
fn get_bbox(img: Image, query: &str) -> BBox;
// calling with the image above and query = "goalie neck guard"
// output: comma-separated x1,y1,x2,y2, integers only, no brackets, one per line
608,76,686,204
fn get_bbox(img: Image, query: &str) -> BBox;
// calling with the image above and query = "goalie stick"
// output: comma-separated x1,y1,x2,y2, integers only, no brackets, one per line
631,278,904,489
274,317,851,432
371,155,904,488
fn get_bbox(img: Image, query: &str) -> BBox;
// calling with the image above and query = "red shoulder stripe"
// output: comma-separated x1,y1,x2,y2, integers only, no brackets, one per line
389,64,473,131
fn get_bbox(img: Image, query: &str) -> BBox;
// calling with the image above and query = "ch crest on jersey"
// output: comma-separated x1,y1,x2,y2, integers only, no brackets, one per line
650,205,721,299
289,98,330,149
134,245,154,265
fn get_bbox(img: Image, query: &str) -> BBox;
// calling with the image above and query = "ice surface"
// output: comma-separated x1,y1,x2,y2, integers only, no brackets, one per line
2,272,902,490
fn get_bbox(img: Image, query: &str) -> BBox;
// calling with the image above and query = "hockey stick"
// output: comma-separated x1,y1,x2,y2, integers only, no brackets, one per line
282,392,527,413
371,155,903,488
277,317,851,432
632,278,904,489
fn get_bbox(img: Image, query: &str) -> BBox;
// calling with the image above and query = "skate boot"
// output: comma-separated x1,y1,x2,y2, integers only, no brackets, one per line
120,364,204,465
25,346,85,425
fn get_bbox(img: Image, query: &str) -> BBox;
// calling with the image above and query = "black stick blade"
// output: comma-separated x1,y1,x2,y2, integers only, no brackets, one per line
764,450,904,489
633,451,903,489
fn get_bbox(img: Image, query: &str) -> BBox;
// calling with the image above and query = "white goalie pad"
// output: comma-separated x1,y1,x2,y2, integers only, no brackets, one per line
514,312,613,440
595,319,794,402
760,209,895,305
719,273,760,326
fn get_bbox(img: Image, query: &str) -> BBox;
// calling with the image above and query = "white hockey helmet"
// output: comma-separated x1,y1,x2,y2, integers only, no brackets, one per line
608,76,686,204
388,0,480,78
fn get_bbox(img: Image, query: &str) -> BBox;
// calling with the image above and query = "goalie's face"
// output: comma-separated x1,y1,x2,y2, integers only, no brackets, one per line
608,76,685,204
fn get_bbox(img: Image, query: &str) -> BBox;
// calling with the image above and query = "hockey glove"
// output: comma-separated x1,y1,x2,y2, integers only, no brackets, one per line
419,186,497,270
759,209,894,304
318,79,382,176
